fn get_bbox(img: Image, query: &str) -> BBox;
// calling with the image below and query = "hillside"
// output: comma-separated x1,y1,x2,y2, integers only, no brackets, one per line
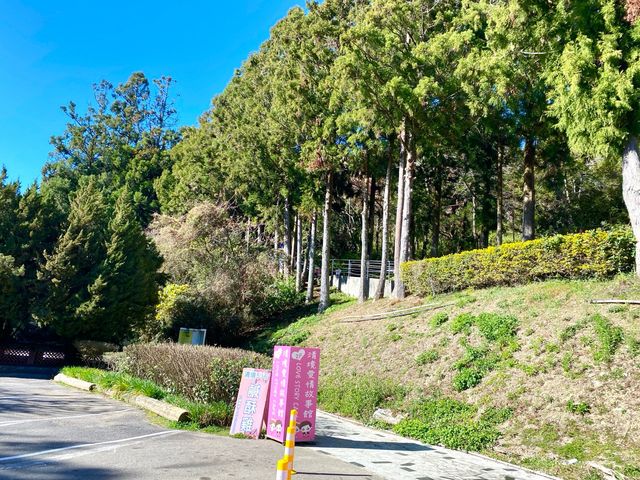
256,275,640,480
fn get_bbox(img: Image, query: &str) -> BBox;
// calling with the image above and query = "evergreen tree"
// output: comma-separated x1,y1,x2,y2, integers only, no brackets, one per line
78,191,162,342
545,0,640,273
35,178,109,340
0,167,20,257
0,254,24,340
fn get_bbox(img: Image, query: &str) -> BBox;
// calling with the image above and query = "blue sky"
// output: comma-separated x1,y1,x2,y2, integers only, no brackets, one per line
0,0,303,186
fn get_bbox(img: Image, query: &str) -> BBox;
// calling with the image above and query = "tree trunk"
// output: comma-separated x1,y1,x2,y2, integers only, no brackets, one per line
290,214,297,272
396,129,415,299
306,212,317,304
375,153,392,300
367,176,376,254
431,172,442,257
522,138,536,241
496,146,504,246
258,223,265,244
393,123,407,298
283,196,292,276
295,215,303,291
623,136,640,276
471,194,478,248
301,231,309,289
359,176,371,303
318,173,333,312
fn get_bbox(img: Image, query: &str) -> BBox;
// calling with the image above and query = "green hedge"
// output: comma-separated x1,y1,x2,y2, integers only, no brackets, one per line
401,227,635,297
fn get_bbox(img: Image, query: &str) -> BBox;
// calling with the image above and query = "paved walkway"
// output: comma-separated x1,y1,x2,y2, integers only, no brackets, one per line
304,411,558,480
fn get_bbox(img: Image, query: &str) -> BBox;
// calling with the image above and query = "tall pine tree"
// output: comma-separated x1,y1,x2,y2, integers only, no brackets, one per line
35,178,108,340
78,191,162,342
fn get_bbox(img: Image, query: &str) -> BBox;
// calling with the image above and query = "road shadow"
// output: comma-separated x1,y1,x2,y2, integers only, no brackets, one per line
0,366,59,379
0,463,118,480
304,435,433,452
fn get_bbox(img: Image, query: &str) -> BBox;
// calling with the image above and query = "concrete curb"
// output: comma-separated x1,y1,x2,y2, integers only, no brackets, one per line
53,373,96,391
54,375,190,423
125,394,190,423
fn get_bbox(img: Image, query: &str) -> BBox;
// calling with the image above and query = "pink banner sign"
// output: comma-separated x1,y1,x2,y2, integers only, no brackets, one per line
266,346,320,443
229,368,271,439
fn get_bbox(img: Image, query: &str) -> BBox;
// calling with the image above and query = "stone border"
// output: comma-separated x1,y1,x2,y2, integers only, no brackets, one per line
124,393,189,423
54,373,190,423
53,373,96,391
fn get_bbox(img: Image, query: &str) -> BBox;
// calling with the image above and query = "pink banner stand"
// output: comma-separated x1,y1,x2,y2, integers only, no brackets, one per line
266,346,320,443
229,368,271,438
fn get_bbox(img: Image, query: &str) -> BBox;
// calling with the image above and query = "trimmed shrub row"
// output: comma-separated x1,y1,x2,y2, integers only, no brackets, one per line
120,343,270,405
401,227,635,296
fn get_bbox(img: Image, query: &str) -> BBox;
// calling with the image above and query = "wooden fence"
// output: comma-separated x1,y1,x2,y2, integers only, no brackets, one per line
0,343,72,368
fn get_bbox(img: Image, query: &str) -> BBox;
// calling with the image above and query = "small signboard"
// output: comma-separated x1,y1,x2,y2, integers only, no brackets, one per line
266,346,320,443
229,368,271,439
178,328,207,345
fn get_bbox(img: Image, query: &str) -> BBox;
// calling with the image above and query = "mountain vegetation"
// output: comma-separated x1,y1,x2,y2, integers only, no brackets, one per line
1,0,640,345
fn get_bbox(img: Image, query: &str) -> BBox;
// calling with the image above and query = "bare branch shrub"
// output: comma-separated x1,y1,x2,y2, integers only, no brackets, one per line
123,343,270,404
145,202,296,345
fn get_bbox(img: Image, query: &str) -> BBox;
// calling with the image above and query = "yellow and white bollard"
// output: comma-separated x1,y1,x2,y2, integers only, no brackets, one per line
276,458,289,480
276,410,298,479
284,409,297,476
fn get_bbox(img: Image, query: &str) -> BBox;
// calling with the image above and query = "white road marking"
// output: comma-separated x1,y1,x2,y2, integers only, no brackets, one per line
0,430,180,463
0,409,132,427
0,441,156,471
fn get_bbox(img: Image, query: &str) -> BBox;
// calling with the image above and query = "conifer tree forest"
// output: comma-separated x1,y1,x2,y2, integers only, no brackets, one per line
2,0,640,345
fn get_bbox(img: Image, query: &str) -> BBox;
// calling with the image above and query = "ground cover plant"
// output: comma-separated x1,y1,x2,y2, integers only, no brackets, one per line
394,397,511,451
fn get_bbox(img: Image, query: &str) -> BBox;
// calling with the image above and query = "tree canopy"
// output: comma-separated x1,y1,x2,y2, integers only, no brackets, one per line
1,1,638,342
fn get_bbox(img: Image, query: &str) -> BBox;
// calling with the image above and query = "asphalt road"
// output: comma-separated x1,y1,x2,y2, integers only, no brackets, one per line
0,370,378,480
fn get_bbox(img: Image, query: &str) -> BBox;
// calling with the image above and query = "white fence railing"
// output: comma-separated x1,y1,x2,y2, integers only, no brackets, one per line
330,259,394,280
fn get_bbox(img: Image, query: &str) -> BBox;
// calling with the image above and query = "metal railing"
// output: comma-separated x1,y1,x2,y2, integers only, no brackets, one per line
331,259,394,279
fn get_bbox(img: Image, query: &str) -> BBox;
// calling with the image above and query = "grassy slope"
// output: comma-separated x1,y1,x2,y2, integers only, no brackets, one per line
265,275,640,480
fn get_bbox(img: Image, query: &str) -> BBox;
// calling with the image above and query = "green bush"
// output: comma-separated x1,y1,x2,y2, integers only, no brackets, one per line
566,400,591,415
451,313,475,334
122,343,270,404
430,312,449,328
402,227,634,296
452,345,500,391
475,313,519,344
394,397,510,451
627,336,640,357
592,314,624,363
318,373,405,422
560,318,590,343
167,396,233,427
450,312,519,344
416,349,439,365
262,278,305,318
